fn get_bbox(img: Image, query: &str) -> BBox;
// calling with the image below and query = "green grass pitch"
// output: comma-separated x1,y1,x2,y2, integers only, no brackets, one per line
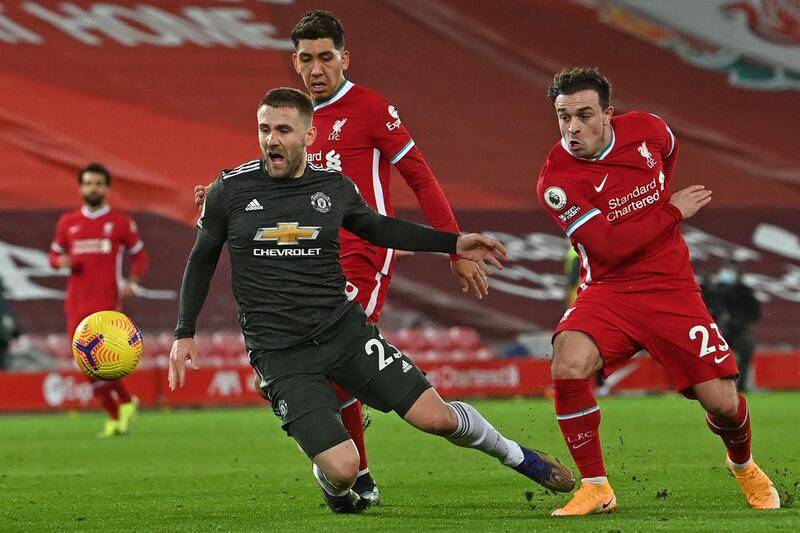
1,392,798,531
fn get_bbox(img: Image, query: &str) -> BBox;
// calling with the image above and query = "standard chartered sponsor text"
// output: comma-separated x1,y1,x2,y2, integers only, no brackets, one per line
607,178,659,222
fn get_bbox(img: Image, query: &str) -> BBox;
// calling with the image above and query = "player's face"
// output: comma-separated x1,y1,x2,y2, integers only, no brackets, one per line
292,38,350,102
554,90,614,159
258,105,317,179
79,171,109,208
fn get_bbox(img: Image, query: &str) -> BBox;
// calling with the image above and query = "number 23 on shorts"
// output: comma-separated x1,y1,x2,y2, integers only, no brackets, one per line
689,322,731,363
364,334,403,371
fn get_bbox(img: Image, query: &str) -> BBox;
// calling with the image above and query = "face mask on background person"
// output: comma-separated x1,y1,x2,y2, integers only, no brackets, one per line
717,269,737,285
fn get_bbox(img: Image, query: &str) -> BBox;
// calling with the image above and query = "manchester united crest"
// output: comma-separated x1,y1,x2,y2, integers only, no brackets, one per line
311,192,332,213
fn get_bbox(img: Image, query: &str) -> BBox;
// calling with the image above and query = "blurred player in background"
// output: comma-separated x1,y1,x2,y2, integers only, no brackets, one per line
704,260,761,392
563,245,580,308
49,163,149,438
194,10,490,504
537,67,779,515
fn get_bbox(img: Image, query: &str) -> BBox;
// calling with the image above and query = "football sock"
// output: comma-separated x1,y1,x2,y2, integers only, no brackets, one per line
93,382,119,420
312,463,352,497
446,401,524,467
339,399,370,474
706,393,752,465
110,379,132,404
554,378,606,478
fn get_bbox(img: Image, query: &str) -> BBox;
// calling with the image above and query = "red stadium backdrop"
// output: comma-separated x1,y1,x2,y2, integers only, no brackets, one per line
0,0,798,407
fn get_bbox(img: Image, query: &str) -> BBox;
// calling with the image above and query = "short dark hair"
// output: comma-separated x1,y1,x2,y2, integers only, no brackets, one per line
258,87,314,125
291,10,345,51
548,67,613,109
78,163,111,186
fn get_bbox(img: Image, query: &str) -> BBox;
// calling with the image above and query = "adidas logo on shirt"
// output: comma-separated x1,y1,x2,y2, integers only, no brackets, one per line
245,199,263,211
402,360,413,373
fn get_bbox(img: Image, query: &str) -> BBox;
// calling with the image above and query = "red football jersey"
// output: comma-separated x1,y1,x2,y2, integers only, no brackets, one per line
537,111,696,293
308,80,460,269
49,205,148,318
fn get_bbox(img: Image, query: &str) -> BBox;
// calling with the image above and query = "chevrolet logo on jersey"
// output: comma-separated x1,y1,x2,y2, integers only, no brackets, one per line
254,223,321,245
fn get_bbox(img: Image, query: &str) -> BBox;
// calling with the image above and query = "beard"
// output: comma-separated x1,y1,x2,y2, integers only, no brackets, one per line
265,147,305,178
83,194,104,208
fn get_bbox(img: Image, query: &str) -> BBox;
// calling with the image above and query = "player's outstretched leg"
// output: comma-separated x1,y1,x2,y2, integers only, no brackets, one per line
331,382,380,505
700,384,779,509
403,389,575,493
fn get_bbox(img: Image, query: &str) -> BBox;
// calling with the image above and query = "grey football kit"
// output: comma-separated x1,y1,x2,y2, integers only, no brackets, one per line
174,159,457,455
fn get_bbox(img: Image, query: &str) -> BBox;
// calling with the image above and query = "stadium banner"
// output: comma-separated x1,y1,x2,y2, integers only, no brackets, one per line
2,354,799,412
1,208,798,349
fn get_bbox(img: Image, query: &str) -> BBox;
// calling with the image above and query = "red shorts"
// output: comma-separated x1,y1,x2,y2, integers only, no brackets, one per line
340,248,395,324
555,286,738,394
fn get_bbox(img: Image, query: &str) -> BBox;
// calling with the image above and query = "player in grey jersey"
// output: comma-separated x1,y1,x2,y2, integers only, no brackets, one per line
169,87,574,514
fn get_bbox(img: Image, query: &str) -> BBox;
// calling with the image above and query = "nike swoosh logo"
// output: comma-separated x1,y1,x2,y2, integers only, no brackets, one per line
602,499,614,509
715,353,731,364
594,174,609,192
571,440,592,449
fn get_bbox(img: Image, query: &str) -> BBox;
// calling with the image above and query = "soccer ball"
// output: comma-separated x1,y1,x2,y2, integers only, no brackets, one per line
72,310,144,380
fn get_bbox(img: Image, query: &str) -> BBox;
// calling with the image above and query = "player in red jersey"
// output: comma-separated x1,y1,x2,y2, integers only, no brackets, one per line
194,10,490,504
49,163,149,438
537,67,779,515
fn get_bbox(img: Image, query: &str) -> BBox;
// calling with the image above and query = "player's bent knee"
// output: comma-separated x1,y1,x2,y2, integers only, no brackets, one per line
316,450,360,489
551,331,602,379
705,397,739,420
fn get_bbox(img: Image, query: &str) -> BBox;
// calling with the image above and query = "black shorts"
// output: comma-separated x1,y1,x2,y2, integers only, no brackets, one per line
250,305,431,456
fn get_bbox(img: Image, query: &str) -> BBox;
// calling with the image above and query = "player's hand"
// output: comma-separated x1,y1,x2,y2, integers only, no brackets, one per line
394,250,416,261
669,185,712,219
455,234,508,270
451,258,491,299
253,373,270,403
55,255,72,269
169,337,199,391
120,281,139,300
193,184,209,212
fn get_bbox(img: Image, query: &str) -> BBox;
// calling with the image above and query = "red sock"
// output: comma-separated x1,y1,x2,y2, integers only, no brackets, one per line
109,379,132,404
331,381,369,474
554,378,606,479
706,393,751,464
93,382,120,419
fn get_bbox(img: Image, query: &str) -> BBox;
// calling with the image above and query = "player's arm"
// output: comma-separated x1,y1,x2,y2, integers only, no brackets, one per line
342,177,506,267
648,113,679,181
48,216,72,270
539,178,709,266
121,217,149,298
374,99,491,297
170,180,227,390
393,149,493,297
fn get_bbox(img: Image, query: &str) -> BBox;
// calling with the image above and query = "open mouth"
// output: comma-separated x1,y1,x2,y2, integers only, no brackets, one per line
568,140,581,150
268,152,285,165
